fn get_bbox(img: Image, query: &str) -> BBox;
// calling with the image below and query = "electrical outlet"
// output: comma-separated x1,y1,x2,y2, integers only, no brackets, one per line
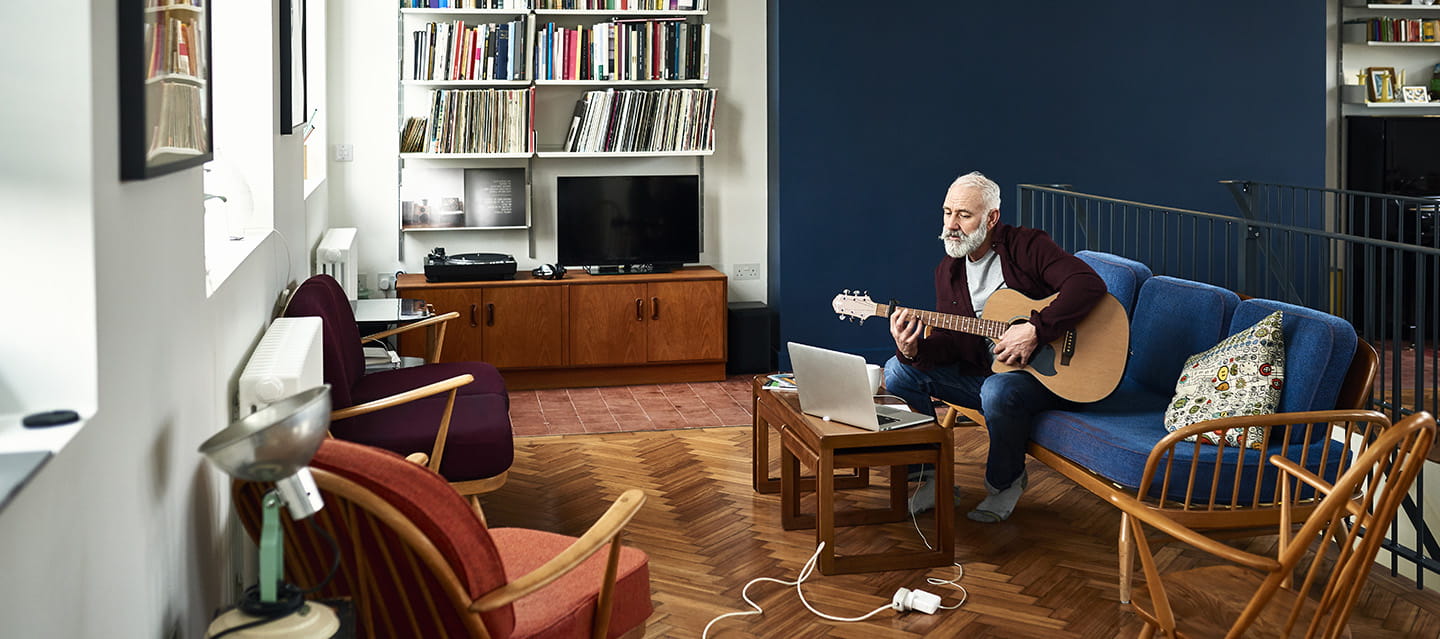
356,273,371,295
378,273,395,291
733,263,761,280
334,143,354,162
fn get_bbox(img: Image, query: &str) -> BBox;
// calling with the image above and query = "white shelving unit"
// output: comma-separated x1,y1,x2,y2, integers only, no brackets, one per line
1340,0,1440,115
396,2,715,258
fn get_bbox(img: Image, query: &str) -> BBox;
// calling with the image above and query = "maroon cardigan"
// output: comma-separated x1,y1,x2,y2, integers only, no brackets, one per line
900,223,1106,376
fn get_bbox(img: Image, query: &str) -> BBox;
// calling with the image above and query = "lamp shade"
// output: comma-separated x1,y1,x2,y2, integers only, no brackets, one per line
199,385,331,482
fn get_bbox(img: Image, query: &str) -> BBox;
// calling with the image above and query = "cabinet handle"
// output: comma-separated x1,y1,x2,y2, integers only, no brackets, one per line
469,304,478,328
486,303,495,327
635,298,644,321
652,296,660,320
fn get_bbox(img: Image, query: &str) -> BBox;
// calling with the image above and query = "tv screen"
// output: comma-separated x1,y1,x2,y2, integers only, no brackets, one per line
556,175,701,272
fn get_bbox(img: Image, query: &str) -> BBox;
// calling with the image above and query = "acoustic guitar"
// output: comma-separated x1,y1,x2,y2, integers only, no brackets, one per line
830,289,1129,403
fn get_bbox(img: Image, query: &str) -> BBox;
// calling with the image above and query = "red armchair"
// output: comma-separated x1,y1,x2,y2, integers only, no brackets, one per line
233,439,653,639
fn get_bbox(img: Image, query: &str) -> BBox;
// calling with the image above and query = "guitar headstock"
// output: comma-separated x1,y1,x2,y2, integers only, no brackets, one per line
832,290,879,324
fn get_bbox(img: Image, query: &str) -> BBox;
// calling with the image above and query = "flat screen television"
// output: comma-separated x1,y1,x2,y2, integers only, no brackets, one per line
555,175,701,274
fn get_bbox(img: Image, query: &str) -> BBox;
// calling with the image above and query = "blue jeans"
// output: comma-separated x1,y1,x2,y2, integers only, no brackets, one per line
883,357,1069,490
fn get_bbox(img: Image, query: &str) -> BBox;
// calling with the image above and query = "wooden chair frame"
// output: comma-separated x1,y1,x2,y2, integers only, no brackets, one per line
333,307,508,511
293,468,647,639
360,307,459,365
1112,411,1435,638
940,339,1380,603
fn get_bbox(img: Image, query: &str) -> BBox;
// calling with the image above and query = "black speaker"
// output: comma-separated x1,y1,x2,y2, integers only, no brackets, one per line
727,302,774,374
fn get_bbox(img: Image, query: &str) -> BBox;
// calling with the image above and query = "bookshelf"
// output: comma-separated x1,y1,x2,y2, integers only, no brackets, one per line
395,0,715,243
1339,0,1440,115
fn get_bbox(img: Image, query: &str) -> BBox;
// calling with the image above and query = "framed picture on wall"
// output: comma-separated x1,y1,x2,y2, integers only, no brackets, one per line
280,0,307,134
117,0,214,180
1367,66,1397,103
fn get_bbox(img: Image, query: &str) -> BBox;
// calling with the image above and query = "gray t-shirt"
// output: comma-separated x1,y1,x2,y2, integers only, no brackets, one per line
966,250,1006,316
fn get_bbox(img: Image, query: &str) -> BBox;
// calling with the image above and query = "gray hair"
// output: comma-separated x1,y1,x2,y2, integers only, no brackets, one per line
950,171,1001,213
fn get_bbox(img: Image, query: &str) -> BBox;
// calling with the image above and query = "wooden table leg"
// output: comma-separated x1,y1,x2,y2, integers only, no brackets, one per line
816,448,838,575
780,437,805,530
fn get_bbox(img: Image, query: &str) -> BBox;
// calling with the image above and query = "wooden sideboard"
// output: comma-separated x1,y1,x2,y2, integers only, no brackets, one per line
397,266,727,390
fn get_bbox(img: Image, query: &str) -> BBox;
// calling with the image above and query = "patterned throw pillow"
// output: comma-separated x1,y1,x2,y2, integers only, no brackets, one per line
1162,310,1286,450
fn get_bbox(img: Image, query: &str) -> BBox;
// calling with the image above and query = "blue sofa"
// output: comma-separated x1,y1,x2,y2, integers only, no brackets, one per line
1011,251,1382,602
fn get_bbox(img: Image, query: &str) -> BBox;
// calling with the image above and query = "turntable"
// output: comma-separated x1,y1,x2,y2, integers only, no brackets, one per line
424,248,518,282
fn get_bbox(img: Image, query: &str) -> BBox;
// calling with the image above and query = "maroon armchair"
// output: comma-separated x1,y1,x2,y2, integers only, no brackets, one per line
284,274,513,504
233,439,653,639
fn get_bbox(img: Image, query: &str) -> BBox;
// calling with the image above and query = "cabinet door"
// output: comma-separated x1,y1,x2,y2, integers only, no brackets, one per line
569,283,648,366
411,287,484,363
647,280,726,362
483,285,564,368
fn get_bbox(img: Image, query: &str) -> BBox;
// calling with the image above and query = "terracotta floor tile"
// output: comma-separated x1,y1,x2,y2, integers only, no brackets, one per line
512,379,755,437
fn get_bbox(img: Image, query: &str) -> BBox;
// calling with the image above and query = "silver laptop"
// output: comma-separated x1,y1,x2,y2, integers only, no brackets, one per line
787,342,934,431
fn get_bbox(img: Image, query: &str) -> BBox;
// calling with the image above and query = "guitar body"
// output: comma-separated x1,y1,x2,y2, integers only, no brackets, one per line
982,289,1128,403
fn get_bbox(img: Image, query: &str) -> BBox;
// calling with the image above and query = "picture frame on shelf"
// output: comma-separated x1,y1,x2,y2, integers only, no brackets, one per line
1367,67,1397,103
1402,85,1431,104
399,166,530,231
279,0,307,134
117,0,214,180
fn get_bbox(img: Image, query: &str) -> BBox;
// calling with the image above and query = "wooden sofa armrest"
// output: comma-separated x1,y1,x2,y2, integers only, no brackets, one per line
470,488,647,613
1136,408,1388,510
361,310,461,364
329,373,474,422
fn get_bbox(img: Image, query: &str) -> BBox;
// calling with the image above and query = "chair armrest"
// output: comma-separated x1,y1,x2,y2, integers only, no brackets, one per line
1136,409,1388,506
361,311,459,343
1103,490,1280,573
469,489,647,612
330,373,474,421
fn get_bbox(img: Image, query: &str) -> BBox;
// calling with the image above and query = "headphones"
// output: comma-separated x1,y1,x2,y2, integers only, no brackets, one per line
531,263,567,280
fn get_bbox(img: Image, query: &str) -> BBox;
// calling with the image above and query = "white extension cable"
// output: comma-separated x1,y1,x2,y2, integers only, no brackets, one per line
701,542,968,638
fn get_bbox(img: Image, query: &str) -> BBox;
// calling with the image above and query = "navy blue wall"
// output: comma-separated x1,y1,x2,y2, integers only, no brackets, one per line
768,1,1326,365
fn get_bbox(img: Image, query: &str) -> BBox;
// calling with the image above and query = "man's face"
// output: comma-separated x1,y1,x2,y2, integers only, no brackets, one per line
940,185,994,259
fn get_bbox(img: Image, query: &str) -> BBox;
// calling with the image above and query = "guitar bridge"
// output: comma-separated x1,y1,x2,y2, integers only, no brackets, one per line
1060,329,1076,366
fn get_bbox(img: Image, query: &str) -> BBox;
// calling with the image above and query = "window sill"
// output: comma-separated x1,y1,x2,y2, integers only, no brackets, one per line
0,411,88,456
205,230,268,297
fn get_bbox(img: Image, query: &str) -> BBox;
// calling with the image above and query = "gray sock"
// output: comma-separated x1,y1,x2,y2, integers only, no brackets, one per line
966,471,1027,523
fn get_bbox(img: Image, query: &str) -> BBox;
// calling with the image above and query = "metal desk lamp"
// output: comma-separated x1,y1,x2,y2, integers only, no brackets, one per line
199,385,340,638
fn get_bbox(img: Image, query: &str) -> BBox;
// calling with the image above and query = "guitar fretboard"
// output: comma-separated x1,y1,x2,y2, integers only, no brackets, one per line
875,304,1009,340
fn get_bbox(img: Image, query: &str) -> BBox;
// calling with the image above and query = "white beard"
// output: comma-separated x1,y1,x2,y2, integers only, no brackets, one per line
941,223,988,259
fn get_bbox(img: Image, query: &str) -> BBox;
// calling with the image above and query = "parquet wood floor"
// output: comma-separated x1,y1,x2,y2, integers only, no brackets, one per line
481,425,1440,638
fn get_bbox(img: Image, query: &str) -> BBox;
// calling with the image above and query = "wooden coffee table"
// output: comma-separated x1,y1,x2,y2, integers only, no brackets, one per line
751,376,955,575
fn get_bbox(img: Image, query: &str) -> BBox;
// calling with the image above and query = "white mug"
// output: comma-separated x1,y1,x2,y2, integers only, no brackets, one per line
865,363,884,395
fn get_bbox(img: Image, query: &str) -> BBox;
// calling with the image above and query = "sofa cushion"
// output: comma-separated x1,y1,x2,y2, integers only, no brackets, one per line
1163,310,1286,450
1229,299,1357,415
1126,277,1241,397
1075,251,1152,318
1032,397,1345,504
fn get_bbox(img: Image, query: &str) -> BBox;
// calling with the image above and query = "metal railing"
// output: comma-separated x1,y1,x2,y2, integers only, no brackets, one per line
1017,181,1440,588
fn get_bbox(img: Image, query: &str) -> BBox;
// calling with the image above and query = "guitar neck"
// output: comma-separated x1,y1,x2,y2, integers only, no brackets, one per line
875,304,1009,340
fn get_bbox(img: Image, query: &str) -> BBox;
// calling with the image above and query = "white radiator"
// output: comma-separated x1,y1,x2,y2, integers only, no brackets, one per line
316,227,358,301
237,316,325,416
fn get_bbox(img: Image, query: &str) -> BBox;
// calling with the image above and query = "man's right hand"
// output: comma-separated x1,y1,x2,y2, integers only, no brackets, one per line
890,308,925,360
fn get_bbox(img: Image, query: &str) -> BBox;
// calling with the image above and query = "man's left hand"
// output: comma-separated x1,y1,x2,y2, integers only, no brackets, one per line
993,322,1038,367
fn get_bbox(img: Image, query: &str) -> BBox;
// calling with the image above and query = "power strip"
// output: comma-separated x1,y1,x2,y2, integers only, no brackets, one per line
701,543,965,638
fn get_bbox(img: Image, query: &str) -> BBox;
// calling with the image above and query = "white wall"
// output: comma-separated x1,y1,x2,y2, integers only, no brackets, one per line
326,2,768,302
0,2,314,637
